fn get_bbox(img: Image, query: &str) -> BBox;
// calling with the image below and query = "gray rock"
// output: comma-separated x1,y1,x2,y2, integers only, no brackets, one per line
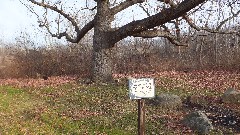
147,93,182,109
182,111,213,134
222,88,240,104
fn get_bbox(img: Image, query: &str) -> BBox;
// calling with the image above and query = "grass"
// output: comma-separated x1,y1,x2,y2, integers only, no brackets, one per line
0,84,137,134
0,75,237,134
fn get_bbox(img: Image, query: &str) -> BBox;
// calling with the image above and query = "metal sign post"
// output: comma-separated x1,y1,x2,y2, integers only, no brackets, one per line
129,78,155,135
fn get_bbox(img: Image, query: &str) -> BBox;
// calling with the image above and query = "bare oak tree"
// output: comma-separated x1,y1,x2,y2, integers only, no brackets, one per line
21,0,240,83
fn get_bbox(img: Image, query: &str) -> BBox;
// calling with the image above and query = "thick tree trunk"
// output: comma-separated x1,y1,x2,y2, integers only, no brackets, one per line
91,0,114,83
91,26,114,83
92,46,113,83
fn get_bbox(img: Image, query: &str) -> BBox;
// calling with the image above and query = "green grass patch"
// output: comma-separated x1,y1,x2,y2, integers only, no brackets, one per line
0,79,236,134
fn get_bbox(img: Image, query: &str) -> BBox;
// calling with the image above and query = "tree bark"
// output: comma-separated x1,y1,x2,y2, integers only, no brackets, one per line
92,46,113,83
92,29,113,83
91,0,114,83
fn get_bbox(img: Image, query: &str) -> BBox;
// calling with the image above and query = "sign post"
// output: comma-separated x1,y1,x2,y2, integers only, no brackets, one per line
138,99,145,135
129,78,155,135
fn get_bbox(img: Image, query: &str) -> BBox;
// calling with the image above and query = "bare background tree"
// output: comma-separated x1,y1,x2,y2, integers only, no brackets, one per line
1,0,236,82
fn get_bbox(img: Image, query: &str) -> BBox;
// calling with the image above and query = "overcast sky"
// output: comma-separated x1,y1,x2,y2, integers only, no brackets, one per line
1,1,238,45
0,0,40,43
0,0,146,45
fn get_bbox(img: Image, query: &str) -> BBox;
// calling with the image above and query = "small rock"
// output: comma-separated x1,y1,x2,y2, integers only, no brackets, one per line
147,93,182,109
222,88,240,104
78,78,92,84
182,111,213,134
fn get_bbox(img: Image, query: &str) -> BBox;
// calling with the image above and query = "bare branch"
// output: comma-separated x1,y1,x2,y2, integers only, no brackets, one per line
29,0,80,33
132,29,187,46
187,2,207,15
139,4,151,17
28,0,95,43
175,18,181,41
111,0,206,44
48,19,95,43
19,0,41,21
82,0,97,11
216,10,240,31
111,0,144,15
158,0,240,35
183,15,240,35
74,19,95,43
81,6,97,11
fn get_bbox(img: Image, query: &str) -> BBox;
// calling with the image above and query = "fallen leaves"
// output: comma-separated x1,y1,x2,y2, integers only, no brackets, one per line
114,70,240,93
0,76,76,88
164,70,240,92
0,70,240,134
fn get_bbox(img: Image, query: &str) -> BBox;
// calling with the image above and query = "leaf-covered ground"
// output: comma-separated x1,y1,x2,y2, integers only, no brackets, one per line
0,70,239,134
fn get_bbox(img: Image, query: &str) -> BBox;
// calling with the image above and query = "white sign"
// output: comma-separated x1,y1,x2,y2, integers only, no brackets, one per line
129,78,155,99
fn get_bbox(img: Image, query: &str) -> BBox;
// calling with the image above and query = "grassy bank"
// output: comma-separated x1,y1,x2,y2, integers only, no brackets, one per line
0,71,239,134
